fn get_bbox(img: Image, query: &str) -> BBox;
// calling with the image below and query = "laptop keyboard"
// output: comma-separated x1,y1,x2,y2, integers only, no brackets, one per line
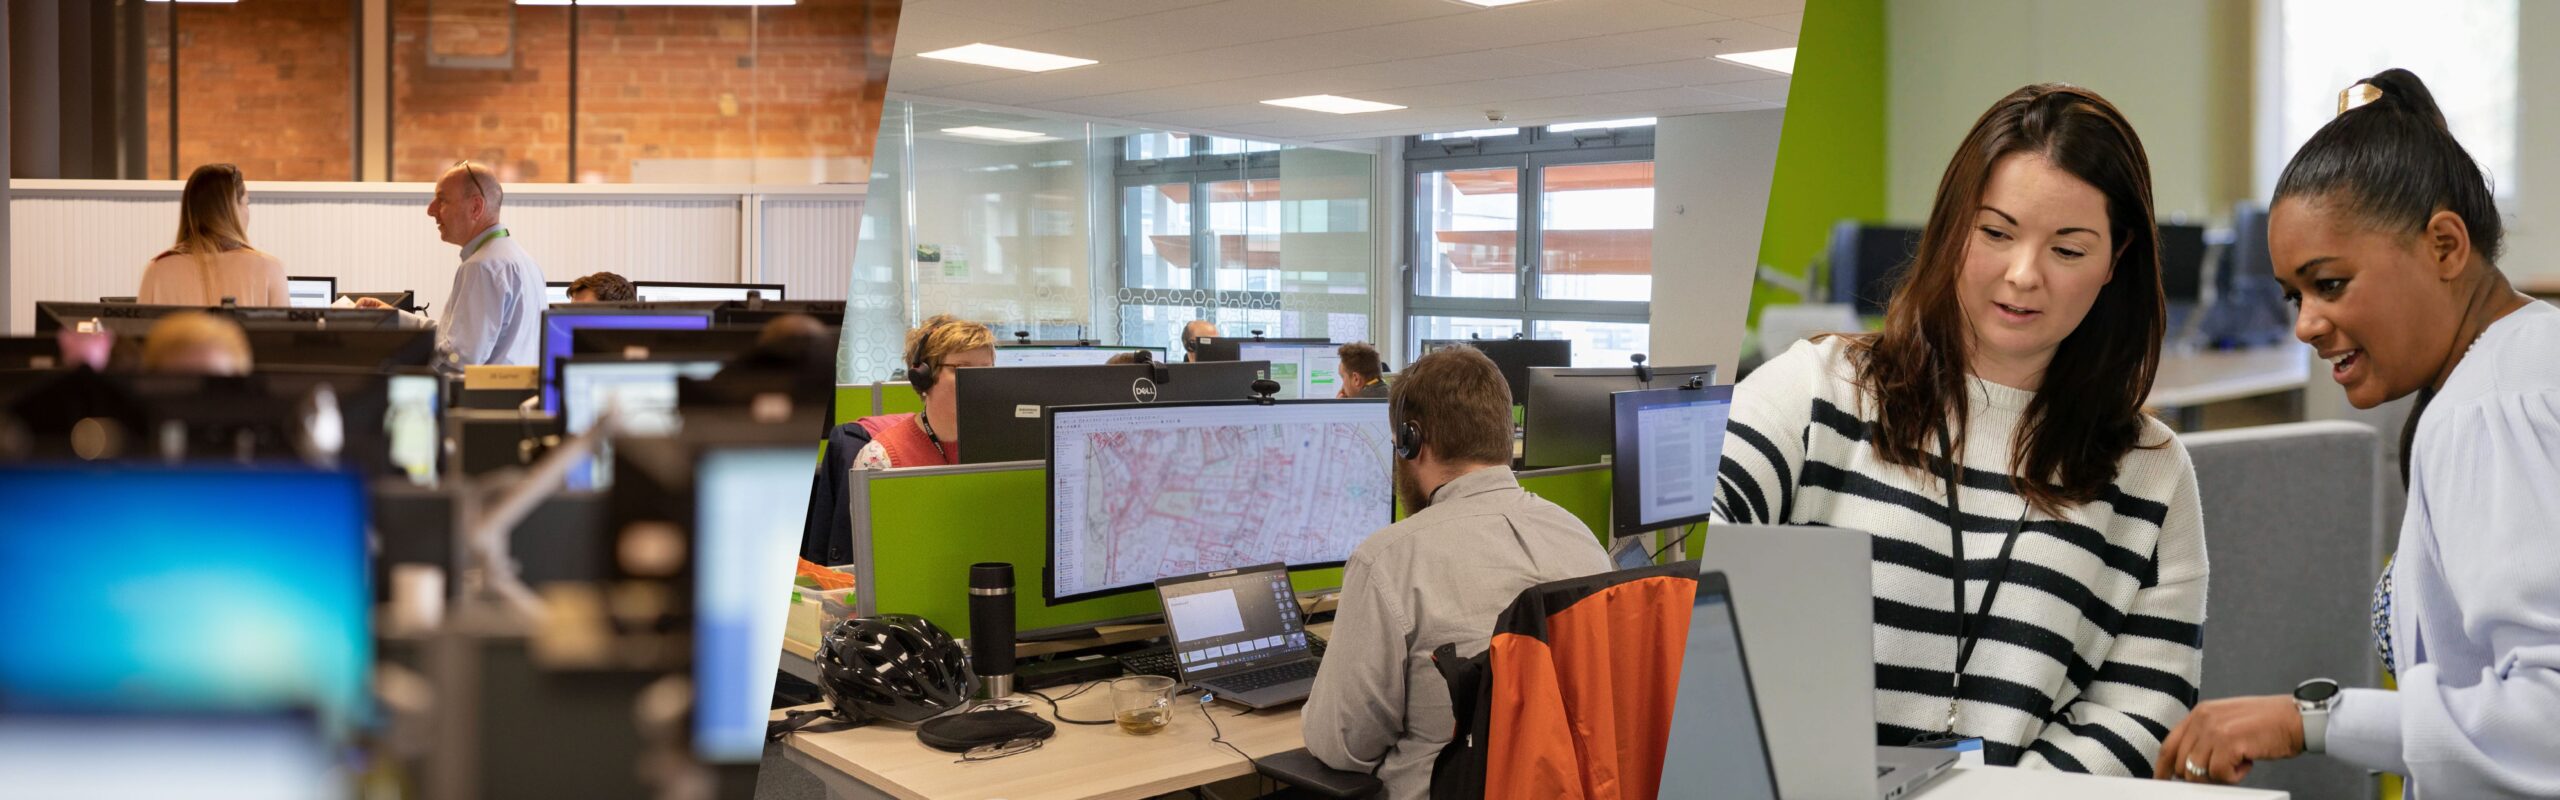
1215,659,1320,692
1118,636,1325,679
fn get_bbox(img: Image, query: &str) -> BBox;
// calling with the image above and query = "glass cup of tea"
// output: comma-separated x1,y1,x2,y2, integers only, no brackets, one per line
1112,675,1178,736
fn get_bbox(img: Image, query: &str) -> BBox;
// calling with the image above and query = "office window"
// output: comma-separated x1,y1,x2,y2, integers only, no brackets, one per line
2276,0,2516,198
1406,124,1653,367
1115,141,1376,354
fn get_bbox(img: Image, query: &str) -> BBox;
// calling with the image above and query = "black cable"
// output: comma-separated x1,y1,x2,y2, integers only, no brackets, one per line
1199,694,1260,771
1022,683,1115,726
1648,522,1701,563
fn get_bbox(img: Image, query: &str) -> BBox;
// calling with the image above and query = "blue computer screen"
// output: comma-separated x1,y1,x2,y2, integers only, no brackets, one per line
0,466,371,736
693,446,819,762
539,312,713,413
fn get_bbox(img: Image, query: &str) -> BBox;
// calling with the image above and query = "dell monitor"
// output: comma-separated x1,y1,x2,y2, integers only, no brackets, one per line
994,345,1163,367
692,444,819,762
1610,384,1735,537
285,276,336,309
1192,336,1327,363
951,360,1272,464
538,307,716,413
244,328,439,371
0,465,370,737
1238,342,1346,400
1046,399,1392,603
634,281,786,303
1521,363,1717,468
1418,338,1570,405
35,301,194,336
227,307,406,330
1827,221,1923,318
558,356,725,489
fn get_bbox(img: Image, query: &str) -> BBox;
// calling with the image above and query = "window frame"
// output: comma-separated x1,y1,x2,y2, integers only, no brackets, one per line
1403,125,1657,362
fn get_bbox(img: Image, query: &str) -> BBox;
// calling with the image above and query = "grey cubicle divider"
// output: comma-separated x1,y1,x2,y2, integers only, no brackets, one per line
2184,420,2388,800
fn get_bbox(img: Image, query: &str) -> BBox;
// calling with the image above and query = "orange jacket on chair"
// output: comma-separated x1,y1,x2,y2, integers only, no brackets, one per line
1431,562,1698,800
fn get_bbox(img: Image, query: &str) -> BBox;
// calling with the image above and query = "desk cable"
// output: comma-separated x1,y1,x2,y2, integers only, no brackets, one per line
1648,522,1704,563
1197,693,1260,773
1020,681,1115,726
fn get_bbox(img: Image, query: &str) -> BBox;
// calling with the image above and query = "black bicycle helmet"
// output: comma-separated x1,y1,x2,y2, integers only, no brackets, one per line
813,614,978,726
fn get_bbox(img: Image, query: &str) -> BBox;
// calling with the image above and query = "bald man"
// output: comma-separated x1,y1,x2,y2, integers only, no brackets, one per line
361,161,547,365
1181,319,1219,362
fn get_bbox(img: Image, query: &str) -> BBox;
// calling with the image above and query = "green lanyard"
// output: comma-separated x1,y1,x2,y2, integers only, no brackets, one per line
463,227,511,259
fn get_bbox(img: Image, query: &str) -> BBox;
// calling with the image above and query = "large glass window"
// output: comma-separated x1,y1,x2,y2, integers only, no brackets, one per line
1115,141,1376,354
2275,0,2516,198
1406,124,1654,368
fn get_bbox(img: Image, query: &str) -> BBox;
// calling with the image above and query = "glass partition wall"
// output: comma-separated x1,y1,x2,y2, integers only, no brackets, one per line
842,100,1378,383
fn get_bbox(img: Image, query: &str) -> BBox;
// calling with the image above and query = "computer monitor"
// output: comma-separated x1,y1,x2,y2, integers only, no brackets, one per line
0,714,343,799
993,345,1163,367
1521,363,1717,468
692,444,818,763
0,336,65,370
1238,342,1346,400
285,276,336,309
1610,384,1735,537
537,307,716,413
1418,338,1570,405
951,360,1272,464
1046,399,1392,604
1192,336,1327,363
1827,221,1923,317
1658,571,1781,800
243,328,438,371
558,356,725,489
572,326,769,360
2158,222,2206,305
227,308,406,330
35,301,195,335
337,290,417,313
545,281,574,306
634,281,787,303
0,465,370,736
385,372,442,486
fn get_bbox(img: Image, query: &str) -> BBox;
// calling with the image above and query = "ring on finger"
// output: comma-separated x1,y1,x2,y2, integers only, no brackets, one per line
2184,758,2206,781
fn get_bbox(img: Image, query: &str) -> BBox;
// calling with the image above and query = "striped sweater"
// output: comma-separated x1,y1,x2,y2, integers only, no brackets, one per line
1712,337,2208,775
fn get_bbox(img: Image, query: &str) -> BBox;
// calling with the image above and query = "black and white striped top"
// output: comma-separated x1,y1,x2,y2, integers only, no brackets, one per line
1713,337,2208,775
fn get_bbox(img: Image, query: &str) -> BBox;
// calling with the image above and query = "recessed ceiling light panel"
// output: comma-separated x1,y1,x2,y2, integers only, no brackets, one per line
1714,47,1796,75
1261,95,1407,115
917,43,1099,73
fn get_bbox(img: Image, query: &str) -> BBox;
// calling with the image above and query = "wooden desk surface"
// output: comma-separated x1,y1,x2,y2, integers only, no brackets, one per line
2147,343,2310,409
783,689,1306,800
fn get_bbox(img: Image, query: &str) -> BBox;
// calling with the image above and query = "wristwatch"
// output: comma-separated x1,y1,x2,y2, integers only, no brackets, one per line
2294,678,2341,754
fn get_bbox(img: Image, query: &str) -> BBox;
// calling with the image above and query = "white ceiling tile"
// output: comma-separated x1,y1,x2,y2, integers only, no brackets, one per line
1501,19,1795,70
885,57,1006,92
1749,12,1803,33
1716,77,1793,103
1660,0,1804,18
1606,55,1781,87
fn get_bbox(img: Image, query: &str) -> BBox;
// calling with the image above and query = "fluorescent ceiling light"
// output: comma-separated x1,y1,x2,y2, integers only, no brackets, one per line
941,126,1051,142
1546,117,1655,133
1715,47,1796,75
1261,95,1406,115
1421,127,1520,140
917,43,1098,73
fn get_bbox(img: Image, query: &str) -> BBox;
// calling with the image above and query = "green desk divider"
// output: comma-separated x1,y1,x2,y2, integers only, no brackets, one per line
880,383,923,415
853,461,1346,639
835,384,876,426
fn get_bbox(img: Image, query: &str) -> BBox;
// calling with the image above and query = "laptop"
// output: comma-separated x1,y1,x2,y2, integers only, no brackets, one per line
1659,570,1784,799
1153,563,1323,710
1698,524,1956,800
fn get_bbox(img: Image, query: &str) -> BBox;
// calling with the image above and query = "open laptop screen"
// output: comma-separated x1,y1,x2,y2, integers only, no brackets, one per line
1660,572,1780,799
1156,564,1310,679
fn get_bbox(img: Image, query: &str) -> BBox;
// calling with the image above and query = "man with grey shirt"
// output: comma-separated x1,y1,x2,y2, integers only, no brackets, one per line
1302,345,1611,798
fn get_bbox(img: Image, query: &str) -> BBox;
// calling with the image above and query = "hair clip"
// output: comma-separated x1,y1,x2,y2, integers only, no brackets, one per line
2337,82,2385,116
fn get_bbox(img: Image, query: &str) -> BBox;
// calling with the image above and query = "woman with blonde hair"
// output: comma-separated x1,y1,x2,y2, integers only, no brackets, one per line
139,311,254,376
137,164,288,306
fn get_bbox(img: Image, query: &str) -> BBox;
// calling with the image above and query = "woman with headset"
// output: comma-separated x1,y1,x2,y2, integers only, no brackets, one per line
846,314,996,469
2157,69,2560,797
1712,83,2207,774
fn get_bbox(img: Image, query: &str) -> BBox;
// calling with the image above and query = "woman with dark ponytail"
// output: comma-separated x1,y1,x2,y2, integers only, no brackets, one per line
2159,69,2559,796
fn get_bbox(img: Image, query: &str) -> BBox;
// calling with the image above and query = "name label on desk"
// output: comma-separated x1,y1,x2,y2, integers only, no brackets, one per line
1016,404,1041,419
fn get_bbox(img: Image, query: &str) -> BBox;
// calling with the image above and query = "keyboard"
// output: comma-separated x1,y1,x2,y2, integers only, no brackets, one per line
1118,636,1326,679
1211,659,1320,692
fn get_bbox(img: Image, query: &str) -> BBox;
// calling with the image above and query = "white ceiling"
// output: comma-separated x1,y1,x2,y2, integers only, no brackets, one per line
888,0,1802,144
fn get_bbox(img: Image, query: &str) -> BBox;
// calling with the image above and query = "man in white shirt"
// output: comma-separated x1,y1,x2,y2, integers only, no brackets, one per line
361,161,545,366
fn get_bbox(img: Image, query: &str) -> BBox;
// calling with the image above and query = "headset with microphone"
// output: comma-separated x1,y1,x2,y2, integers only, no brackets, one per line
906,319,953,459
1392,395,1424,461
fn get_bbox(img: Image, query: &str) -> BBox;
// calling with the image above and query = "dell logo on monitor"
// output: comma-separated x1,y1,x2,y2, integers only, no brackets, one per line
1131,377,1159,403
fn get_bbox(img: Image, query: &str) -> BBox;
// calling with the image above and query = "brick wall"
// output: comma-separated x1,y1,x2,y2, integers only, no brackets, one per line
148,0,893,185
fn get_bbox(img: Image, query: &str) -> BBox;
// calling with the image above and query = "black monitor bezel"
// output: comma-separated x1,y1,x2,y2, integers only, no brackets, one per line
1521,363,1717,469
1416,338,1571,405
631,281,788,302
1042,396,1390,606
537,306,720,414
1609,383,1735,538
284,275,338,308
1191,336,1329,363
949,360,1273,464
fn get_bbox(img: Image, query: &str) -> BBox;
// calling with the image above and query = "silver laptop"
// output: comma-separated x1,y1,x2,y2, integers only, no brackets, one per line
1699,524,1955,800
1153,563,1322,710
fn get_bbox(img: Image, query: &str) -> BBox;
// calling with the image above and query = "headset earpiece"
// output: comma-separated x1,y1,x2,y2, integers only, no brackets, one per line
1395,420,1423,461
907,320,943,394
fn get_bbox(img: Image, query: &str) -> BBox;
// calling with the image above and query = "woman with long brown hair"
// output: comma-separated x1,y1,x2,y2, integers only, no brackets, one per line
137,163,289,306
1713,84,2204,775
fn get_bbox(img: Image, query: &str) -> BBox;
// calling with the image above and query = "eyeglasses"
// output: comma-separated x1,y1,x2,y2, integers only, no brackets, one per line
956,737,1045,763
452,160,497,205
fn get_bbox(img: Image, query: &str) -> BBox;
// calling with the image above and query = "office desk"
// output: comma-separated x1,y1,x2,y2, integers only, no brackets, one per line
779,689,1305,800
1917,764,2286,799
2147,343,2310,430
